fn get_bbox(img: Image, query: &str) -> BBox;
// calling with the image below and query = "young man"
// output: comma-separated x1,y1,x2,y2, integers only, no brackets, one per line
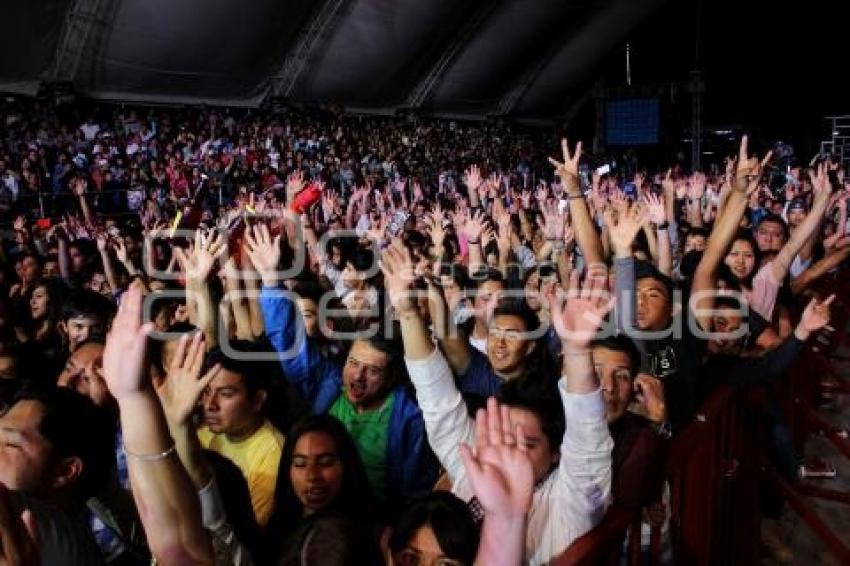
246,225,437,507
0,386,116,564
197,350,284,529
58,290,115,354
591,336,669,509
383,241,613,565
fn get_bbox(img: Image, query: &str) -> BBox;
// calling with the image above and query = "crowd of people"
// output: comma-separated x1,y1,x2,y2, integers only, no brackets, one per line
0,96,847,565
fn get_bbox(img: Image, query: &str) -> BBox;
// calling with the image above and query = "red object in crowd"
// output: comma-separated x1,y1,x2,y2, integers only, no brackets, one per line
290,183,322,214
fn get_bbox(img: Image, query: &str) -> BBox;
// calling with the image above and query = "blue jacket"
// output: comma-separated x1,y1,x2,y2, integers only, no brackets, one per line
260,286,437,504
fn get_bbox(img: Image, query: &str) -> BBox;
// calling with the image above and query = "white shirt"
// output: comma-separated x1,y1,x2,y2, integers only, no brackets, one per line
405,349,613,565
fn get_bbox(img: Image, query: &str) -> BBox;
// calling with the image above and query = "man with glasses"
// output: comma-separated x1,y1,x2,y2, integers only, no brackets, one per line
246,225,437,508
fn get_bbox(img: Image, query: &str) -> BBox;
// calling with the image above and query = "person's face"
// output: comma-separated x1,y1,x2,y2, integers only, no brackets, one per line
342,341,390,411
592,346,633,423
341,262,365,290
394,524,463,566
289,431,344,514
0,400,55,494
755,221,785,252
297,297,319,338
201,369,264,438
684,234,706,254
20,257,41,284
57,342,111,407
62,316,103,351
43,260,59,278
173,303,189,323
472,280,504,324
508,407,557,484
68,247,85,271
724,239,756,281
524,272,542,311
708,307,745,354
30,286,49,320
440,276,462,311
635,277,671,331
787,208,805,228
88,273,110,295
486,314,533,377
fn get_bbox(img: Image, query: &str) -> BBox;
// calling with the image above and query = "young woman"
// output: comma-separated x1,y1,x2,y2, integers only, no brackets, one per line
265,415,383,565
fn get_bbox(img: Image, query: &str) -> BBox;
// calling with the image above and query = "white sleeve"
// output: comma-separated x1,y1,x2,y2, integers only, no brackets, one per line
553,381,613,526
199,479,254,566
405,349,475,487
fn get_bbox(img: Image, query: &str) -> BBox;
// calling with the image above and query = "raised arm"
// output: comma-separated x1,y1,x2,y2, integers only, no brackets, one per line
770,163,831,282
549,139,604,267
71,178,95,228
461,398,533,566
102,283,214,565
96,234,120,293
692,137,772,331
791,243,850,295
645,192,672,276
174,229,226,348
154,332,253,566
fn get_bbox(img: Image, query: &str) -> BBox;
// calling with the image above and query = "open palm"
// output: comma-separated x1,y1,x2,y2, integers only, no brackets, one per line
155,332,221,427
547,271,614,350
460,398,533,518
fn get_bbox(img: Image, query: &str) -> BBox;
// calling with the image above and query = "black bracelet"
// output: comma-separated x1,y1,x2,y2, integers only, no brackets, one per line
468,240,480,245
656,222,669,231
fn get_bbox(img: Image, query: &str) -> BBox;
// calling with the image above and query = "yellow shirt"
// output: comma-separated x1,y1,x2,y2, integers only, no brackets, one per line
198,420,284,527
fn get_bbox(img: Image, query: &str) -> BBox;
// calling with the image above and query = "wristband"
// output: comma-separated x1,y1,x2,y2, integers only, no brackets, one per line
124,444,177,462
468,240,480,245
656,222,669,231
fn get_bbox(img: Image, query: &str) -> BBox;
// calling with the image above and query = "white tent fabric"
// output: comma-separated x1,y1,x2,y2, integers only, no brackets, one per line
1,0,664,117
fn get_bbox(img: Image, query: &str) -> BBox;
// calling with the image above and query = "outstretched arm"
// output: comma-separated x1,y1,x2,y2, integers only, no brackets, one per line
770,164,831,282
692,137,772,331
103,283,214,565
549,139,604,267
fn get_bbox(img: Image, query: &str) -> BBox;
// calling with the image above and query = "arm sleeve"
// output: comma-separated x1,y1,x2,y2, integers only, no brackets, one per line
404,349,475,489
553,382,614,527
198,479,254,566
260,285,339,406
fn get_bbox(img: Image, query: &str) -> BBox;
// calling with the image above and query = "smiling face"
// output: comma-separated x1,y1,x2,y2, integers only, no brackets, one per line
289,431,343,514
486,314,534,378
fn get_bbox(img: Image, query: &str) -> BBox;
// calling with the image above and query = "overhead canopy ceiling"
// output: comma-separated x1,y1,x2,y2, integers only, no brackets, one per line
0,0,665,118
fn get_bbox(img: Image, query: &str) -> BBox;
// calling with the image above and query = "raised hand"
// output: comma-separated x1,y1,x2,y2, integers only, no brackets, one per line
244,223,282,287
287,170,305,196
548,138,582,193
547,271,614,350
539,201,566,241
459,397,534,519
733,136,773,195
633,373,667,424
12,215,26,232
798,293,835,335
687,172,707,200
810,163,832,205
463,210,487,243
464,165,483,193
155,332,221,427
604,200,648,258
103,282,155,402
423,204,446,245
380,240,417,314
643,192,667,225
114,239,129,264
174,229,227,282
71,177,87,197
96,232,109,253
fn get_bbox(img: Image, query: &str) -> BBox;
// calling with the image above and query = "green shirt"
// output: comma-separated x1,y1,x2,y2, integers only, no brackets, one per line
329,392,394,498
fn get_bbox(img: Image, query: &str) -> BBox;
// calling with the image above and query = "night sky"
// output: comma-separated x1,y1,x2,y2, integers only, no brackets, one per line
588,0,845,161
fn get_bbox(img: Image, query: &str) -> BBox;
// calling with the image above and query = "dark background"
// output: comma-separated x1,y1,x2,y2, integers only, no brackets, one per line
585,0,844,162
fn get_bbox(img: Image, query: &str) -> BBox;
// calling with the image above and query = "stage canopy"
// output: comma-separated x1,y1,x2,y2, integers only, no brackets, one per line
1,0,664,118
